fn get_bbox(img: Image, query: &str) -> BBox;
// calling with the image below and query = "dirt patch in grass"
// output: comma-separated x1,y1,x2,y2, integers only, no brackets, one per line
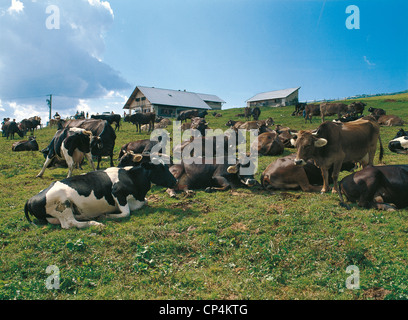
363,287,392,300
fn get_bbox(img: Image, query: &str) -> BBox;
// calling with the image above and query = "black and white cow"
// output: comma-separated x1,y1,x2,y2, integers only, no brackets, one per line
62,119,116,170
37,128,96,178
388,129,408,154
25,157,177,229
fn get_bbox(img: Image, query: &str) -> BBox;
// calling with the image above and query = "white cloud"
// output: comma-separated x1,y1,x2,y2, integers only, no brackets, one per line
88,0,114,17
0,0,130,122
6,101,49,122
363,56,376,66
7,0,24,15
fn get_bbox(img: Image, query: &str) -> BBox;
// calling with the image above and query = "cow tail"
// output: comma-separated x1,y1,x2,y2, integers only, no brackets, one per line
378,135,384,162
24,202,33,224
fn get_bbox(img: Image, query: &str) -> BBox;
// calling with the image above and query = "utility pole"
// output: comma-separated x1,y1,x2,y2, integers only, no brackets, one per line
46,94,52,123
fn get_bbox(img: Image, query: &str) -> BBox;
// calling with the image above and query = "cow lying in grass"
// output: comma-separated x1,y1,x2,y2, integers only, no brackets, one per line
165,156,258,197
261,154,355,192
388,129,408,154
12,136,39,152
340,165,408,211
25,154,177,229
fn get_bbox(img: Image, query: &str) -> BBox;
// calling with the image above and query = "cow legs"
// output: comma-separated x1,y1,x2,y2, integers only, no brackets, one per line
206,176,231,193
298,180,323,193
65,156,75,178
105,198,146,219
48,202,104,229
166,188,178,198
85,152,96,171
109,153,114,167
105,203,131,219
330,162,343,194
97,156,102,170
320,168,330,193
37,157,54,178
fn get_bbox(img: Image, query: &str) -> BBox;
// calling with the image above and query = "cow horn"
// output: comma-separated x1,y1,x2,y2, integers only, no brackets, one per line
133,154,143,163
227,165,239,174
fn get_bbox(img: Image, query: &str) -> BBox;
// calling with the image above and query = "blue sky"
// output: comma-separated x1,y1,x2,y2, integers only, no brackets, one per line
0,0,407,122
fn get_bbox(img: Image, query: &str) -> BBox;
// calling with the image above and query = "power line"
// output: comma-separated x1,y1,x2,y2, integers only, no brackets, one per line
0,94,51,101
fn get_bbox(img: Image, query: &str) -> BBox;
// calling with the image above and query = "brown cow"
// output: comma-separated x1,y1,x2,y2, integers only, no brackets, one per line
377,115,405,126
244,107,252,120
257,117,274,127
276,128,297,148
347,101,366,116
180,122,192,131
320,102,348,122
368,107,386,117
190,117,209,136
226,120,244,130
261,154,356,192
304,104,320,123
234,118,274,131
252,131,284,156
291,119,384,208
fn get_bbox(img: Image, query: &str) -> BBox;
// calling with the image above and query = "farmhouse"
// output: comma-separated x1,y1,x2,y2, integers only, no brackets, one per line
247,87,301,108
123,86,226,118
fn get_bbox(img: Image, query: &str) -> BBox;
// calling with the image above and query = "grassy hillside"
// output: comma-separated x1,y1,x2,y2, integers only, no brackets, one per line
0,94,407,300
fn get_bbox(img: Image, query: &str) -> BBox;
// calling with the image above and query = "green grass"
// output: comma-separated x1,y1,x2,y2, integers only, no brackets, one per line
0,94,407,300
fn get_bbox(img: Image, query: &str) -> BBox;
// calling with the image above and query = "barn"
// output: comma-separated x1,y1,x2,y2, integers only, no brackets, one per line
123,86,226,118
246,87,301,108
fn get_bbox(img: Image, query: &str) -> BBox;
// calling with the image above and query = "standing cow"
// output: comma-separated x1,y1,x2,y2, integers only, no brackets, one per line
25,157,177,229
62,119,116,169
2,121,24,140
125,112,156,132
177,110,199,123
320,102,349,122
304,104,320,123
291,119,383,208
37,128,96,178
347,102,366,116
91,114,122,131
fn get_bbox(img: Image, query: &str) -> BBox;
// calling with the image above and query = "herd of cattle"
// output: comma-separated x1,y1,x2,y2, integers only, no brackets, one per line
1,102,407,229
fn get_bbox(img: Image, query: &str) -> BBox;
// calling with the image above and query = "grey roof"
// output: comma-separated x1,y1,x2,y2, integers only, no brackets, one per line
125,86,218,110
196,93,226,104
247,87,300,102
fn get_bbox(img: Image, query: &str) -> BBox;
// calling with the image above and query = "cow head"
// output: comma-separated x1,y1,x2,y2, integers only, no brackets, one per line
190,117,209,136
225,120,236,127
118,151,146,167
265,117,274,126
141,158,177,188
90,135,103,151
118,151,172,168
291,130,328,166
227,159,257,187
